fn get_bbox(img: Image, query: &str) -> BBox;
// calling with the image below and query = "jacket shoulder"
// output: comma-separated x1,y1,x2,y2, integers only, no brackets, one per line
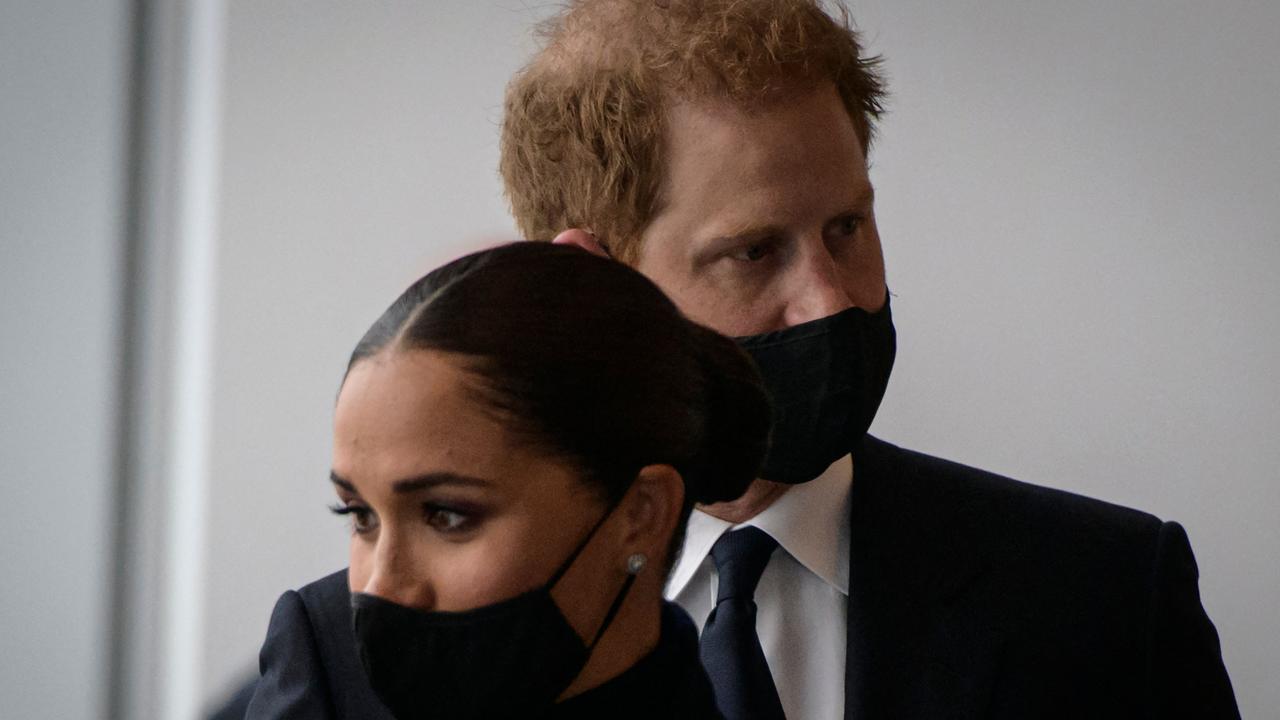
246,585,336,718
252,569,394,720
294,569,355,629
851,434,1174,612
858,435,1165,547
851,437,1238,716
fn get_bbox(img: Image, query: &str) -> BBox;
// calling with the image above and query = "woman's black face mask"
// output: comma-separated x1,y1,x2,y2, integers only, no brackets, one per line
351,503,636,720
736,294,896,484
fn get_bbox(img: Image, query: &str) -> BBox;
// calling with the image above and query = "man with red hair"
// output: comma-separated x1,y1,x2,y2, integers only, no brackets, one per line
500,1,1239,718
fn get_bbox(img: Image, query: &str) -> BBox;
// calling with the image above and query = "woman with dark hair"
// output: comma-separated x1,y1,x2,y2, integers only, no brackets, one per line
245,242,771,719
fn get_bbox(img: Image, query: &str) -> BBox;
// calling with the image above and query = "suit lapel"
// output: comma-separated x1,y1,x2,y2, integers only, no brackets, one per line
843,437,1005,720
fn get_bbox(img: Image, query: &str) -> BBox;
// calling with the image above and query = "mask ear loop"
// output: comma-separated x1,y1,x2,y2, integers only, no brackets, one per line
543,489,645,651
545,500,619,589
585,565,639,650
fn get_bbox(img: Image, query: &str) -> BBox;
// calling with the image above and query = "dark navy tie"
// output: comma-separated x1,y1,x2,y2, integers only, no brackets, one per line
698,526,786,720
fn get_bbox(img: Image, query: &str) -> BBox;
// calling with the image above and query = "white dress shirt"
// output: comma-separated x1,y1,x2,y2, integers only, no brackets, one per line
666,454,852,720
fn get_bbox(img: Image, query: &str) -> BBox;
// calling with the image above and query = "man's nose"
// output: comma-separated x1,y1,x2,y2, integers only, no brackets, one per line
361,539,434,610
782,244,855,327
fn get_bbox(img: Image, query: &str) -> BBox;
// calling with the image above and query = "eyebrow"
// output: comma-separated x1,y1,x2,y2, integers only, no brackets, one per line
329,470,493,495
704,223,789,253
703,185,877,251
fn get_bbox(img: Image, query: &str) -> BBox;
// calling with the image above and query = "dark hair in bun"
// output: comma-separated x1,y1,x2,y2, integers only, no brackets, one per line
345,242,771,565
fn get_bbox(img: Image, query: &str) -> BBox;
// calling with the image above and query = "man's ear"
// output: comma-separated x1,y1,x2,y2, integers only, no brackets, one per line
617,465,685,565
551,228,612,258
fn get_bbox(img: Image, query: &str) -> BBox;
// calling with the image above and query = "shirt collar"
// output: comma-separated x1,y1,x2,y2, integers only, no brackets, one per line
666,453,853,598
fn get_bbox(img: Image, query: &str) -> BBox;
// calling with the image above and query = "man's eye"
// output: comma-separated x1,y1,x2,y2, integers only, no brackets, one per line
832,214,861,237
733,243,773,262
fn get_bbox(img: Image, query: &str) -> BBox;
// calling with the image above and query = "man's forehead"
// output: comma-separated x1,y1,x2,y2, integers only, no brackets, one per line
662,84,864,160
659,90,869,197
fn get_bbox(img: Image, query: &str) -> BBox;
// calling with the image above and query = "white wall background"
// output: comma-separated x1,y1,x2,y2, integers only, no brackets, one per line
2,1,1276,718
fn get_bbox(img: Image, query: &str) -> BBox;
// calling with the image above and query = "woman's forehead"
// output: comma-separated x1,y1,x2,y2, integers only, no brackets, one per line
332,350,578,498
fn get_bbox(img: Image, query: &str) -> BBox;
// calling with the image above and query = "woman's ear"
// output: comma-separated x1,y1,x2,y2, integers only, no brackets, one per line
617,464,685,568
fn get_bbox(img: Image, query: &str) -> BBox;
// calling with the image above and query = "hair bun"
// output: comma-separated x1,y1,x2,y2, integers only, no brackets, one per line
682,323,773,504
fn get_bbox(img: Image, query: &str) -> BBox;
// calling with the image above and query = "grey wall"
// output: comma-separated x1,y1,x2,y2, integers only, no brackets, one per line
0,1,131,719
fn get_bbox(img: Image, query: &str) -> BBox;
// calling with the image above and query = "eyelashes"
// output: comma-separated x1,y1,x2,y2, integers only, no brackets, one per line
329,502,377,535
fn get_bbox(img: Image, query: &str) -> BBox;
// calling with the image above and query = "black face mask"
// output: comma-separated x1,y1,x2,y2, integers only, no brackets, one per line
736,295,896,484
351,506,636,720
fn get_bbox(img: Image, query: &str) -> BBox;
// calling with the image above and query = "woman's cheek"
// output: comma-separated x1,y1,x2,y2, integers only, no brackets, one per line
347,542,373,593
432,540,533,611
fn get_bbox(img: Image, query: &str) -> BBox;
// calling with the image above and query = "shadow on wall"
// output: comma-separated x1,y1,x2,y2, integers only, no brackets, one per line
205,673,257,720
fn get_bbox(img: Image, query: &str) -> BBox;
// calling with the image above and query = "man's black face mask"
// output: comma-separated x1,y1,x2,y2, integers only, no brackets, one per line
735,294,896,484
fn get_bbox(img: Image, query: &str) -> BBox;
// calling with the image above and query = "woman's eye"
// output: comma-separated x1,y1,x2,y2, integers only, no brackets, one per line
329,503,379,536
351,510,377,534
425,504,474,533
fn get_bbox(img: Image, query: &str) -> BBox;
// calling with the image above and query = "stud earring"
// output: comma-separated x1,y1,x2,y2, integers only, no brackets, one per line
626,553,647,575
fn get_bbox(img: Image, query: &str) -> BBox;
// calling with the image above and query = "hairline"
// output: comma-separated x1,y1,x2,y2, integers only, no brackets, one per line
610,80,876,265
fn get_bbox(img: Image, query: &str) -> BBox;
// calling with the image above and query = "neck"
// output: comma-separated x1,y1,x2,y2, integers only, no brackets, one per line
696,477,791,524
558,571,663,701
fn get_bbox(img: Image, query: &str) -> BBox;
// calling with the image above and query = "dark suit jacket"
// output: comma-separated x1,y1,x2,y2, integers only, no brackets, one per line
233,435,1239,719
845,435,1238,718
244,569,393,719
